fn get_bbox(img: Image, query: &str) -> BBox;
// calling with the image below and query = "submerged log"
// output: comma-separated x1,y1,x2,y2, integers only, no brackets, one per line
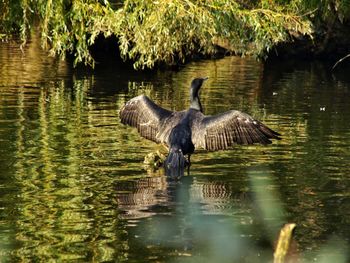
143,151,166,170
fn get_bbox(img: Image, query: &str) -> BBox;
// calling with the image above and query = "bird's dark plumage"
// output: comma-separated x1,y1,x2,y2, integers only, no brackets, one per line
120,77,281,177
120,94,185,144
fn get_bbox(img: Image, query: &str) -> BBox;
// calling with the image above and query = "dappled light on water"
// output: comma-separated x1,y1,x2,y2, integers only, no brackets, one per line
0,40,349,262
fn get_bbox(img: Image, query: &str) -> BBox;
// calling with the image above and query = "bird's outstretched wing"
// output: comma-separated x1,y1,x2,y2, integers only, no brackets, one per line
119,95,174,143
192,110,281,151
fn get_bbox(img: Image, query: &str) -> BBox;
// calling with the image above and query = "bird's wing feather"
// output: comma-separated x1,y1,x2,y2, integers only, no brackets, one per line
192,110,281,151
119,95,174,143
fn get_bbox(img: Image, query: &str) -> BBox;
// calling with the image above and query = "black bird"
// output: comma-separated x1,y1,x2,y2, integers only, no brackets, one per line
120,77,281,177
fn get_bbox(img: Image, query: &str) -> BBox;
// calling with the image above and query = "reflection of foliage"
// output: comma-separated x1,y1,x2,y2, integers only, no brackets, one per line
1,39,350,261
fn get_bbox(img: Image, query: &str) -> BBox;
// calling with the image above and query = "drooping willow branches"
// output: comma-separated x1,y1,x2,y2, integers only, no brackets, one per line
0,0,349,69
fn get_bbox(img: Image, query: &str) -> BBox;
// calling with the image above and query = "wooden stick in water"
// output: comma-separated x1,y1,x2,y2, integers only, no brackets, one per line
273,223,296,263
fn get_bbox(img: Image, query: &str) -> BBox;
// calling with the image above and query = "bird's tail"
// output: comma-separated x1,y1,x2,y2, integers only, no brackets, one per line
164,148,186,179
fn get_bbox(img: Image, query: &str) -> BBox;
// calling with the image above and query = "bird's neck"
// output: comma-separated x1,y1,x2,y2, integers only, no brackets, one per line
190,90,203,112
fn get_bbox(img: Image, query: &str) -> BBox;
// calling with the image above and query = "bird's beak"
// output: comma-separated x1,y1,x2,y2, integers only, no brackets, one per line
203,77,209,81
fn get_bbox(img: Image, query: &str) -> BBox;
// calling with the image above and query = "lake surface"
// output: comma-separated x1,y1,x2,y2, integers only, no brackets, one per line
0,38,349,262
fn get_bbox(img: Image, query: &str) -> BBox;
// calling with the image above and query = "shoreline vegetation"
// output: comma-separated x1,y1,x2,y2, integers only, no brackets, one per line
1,0,350,70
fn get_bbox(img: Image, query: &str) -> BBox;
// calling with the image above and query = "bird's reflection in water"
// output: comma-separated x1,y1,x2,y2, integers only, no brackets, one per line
115,174,252,220
115,175,257,261
115,176,171,219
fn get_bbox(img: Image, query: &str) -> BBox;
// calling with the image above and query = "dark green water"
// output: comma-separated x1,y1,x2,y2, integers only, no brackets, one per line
0,39,349,262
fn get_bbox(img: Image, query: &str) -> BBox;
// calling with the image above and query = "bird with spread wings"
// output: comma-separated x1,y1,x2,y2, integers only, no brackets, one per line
120,77,280,176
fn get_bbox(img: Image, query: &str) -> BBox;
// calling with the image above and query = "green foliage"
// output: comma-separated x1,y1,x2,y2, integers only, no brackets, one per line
33,0,121,66
0,0,348,69
116,0,314,66
0,0,26,39
0,0,121,66
209,1,313,57
117,0,217,69
297,0,350,23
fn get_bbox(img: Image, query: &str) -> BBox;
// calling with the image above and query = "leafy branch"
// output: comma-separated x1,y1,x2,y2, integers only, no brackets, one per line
1,0,348,69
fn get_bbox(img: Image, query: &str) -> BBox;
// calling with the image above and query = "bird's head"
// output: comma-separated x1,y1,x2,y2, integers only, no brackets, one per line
190,77,209,96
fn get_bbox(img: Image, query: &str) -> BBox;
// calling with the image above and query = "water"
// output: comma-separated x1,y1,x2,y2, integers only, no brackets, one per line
0,38,349,262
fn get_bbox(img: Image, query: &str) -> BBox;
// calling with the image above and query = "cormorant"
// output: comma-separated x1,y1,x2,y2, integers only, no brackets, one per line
120,77,281,177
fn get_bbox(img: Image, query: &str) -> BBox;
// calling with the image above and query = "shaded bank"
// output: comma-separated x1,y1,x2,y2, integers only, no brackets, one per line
0,1,349,69
267,19,350,63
